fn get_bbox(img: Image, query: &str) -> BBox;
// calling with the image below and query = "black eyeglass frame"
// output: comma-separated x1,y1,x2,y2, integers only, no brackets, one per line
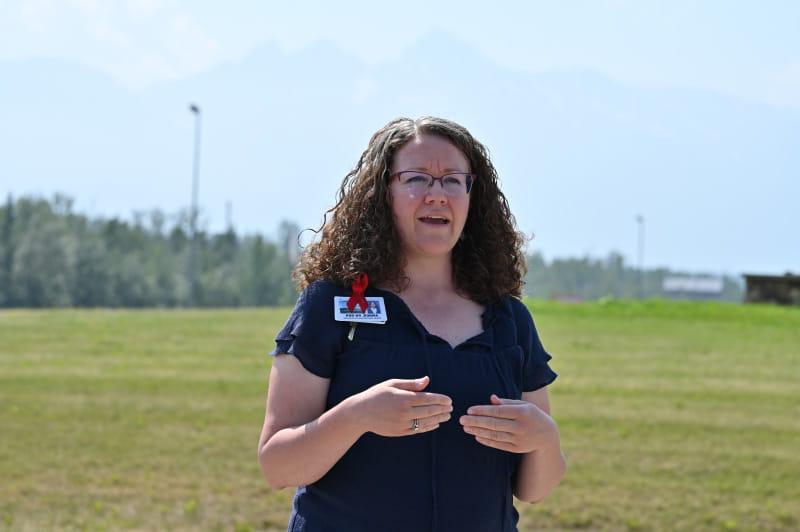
389,171,477,195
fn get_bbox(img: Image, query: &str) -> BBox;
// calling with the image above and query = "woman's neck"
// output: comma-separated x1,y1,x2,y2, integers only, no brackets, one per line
397,253,455,297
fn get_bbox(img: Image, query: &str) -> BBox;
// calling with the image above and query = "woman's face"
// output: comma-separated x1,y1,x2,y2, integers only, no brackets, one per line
389,134,471,260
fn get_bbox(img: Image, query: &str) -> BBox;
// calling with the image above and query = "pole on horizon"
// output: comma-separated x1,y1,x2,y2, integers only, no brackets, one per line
188,103,202,306
636,214,645,299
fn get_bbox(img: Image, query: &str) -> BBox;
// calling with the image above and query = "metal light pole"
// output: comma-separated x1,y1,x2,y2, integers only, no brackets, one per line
188,103,202,306
636,214,645,299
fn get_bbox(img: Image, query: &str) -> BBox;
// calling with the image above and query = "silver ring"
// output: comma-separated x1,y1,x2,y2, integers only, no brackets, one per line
412,418,420,432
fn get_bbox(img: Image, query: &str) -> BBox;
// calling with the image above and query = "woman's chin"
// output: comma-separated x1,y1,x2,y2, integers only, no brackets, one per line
406,238,458,258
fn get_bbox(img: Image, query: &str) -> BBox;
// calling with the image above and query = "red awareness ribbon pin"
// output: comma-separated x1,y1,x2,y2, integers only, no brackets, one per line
347,273,369,313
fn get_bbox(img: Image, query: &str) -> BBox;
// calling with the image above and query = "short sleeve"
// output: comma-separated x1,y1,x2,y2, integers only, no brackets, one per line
269,280,346,379
510,298,558,392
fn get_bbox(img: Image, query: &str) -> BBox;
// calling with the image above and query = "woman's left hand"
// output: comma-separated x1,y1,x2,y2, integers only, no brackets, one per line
459,394,559,453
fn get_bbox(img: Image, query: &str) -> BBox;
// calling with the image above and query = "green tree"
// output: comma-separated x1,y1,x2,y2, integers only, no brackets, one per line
12,214,74,307
0,195,15,306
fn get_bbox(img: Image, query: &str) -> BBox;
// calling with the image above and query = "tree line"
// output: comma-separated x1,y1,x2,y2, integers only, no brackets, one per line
0,195,296,307
0,195,742,308
524,252,743,302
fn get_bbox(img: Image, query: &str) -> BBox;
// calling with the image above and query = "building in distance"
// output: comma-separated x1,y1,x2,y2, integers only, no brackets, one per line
662,276,724,301
743,273,800,305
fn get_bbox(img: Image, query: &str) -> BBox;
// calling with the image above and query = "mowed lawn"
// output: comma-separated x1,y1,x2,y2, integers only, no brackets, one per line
1,300,798,531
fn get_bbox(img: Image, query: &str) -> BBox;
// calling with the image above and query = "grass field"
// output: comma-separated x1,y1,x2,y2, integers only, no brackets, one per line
1,300,799,531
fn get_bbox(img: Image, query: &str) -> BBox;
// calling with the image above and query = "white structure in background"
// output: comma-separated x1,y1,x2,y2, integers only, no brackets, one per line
286,226,300,264
279,221,301,264
662,276,724,300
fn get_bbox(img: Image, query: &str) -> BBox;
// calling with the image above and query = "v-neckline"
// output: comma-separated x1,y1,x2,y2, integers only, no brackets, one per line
371,286,492,350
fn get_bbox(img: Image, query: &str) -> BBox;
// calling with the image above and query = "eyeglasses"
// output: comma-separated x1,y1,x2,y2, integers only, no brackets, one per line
390,171,476,196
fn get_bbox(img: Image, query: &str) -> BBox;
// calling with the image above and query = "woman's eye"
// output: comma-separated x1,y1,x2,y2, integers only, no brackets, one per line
443,176,463,186
405,175,429,184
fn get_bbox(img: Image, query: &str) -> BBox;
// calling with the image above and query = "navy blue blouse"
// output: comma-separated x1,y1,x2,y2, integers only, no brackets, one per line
270,280,557,532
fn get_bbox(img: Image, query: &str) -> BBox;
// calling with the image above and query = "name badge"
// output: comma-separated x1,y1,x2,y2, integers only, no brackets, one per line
333,296,387,324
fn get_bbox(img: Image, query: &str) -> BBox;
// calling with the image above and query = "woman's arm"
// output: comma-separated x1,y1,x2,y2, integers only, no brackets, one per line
257,354,364,490
258,355,453,489
513,387,567,503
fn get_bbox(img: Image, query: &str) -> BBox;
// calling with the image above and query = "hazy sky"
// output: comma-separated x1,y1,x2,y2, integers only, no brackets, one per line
2,0,799,108
2,1,799,275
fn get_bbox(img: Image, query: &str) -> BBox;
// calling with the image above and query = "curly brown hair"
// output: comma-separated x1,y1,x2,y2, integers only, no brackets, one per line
294,116,527,304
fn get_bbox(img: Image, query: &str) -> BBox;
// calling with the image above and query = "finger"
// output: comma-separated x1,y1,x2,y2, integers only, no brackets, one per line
424,412,452,426
405,413,450,435
459,415,516,433
463,424,515,442
490,394,525,405
391,376,429,391
408,392,452,407
466,404,519,419
408,422,439,435
409,403,453,419
474,435,519,452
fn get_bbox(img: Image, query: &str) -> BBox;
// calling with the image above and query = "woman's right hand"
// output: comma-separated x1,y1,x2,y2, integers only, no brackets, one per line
351,376,453,437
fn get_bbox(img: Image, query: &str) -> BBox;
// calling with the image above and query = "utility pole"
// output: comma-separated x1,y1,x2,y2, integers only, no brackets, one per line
636,214,645,298
188,103,202,306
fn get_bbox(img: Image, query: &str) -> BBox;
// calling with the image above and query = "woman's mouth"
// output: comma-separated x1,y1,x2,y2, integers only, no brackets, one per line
418,216,450,225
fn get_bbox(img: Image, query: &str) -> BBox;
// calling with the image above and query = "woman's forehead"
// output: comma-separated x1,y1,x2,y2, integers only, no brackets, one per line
392,134,469,172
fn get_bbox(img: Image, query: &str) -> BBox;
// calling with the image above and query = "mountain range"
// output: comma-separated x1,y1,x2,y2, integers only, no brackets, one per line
2,32,798,274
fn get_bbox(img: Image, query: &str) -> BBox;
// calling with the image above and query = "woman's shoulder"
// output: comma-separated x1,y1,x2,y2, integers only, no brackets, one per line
490,294,542,346
302,279,348,299
286,279,350,320
494,293,533,322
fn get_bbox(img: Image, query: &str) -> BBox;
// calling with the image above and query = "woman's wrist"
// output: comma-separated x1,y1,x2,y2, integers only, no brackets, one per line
337,392,368,438
533,422,562,454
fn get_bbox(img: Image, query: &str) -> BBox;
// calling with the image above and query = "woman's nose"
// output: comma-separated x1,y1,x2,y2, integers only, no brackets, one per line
424,182,448,204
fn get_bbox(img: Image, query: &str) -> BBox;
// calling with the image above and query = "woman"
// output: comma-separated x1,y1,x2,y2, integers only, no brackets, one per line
258,116,566,531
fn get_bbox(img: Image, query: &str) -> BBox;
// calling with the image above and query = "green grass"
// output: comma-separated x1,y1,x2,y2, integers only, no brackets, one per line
1,300,799,531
